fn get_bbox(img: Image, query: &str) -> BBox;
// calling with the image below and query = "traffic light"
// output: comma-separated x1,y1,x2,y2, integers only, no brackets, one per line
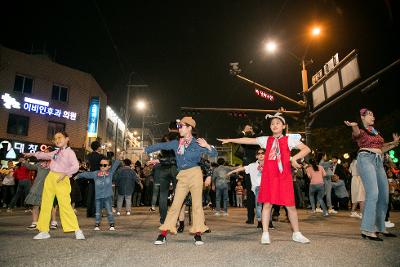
389,150,398,163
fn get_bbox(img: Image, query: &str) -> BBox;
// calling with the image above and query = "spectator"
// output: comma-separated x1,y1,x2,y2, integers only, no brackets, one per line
349,155,365,219
306,159,328,216
85,141,103,218
1,160,15,208
331,175,349,211
235,181,244,207
8,157,31,212
212,158,235,216
114,159,138,216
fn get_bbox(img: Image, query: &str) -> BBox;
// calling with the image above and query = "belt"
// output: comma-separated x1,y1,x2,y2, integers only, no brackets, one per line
358,149,379,155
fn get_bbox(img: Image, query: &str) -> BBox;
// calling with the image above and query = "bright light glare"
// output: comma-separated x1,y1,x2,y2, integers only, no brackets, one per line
136,100,146,110
311,27,321,36
133,131,138,135
265,41,277,53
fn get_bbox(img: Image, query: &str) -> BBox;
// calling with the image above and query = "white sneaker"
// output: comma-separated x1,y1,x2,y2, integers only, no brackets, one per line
33,232,50,240
116,212,121,216
350,212,362,219
261,232,271,244
222,212,229,216
75,230,85,240
328,208,338,214
315,208,323,213
126,211,131,216
109,226,115,231
385,221,395,228
214,212,221,216
292,232,310,243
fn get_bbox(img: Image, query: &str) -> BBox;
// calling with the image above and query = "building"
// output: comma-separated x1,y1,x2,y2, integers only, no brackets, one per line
0,46,107,161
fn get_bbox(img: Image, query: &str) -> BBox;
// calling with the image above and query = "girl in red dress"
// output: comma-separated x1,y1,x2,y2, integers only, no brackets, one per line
218,113,311,244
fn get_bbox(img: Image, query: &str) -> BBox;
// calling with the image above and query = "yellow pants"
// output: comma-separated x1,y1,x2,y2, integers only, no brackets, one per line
37,171,79,232
159,166,209,234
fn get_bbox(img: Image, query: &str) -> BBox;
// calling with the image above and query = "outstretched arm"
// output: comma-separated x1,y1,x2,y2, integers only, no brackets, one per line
75,171,97,180
226,166,245,177
382,133,400,153
344,121,360,137
217,138,258,145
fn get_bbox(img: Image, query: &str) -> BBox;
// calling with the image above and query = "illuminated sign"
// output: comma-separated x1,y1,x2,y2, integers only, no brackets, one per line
87,97,100,137
255,89,274,102
1,93,77,121
1,139,54,159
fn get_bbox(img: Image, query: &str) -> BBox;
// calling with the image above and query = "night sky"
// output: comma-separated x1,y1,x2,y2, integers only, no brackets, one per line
2,1,399,145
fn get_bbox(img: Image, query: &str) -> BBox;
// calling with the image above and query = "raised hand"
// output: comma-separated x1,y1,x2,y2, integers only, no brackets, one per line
217,138,230,144
146,159,160,166
344,121,358,127
197,138,209,148
393,133,399,144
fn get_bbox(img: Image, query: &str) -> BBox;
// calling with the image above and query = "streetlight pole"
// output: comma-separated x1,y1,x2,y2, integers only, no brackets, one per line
141,112,144,162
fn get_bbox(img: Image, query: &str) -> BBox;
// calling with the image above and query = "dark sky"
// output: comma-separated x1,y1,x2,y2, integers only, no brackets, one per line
2,0,399,144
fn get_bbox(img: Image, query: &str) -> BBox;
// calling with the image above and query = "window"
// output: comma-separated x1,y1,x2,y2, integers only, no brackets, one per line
52,84,68,102
47,121,66,140
7,114,29,136
106,119,114,138
13,74,33,94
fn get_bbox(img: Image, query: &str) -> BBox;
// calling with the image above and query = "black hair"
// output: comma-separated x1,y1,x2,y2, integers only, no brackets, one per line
309,158,319,172
123,158,132,166
257,148,266,154
54,131,70,146
268,117,287,135
99,155,111,165
217,158,225,165
90,141,101,151
357,109,379,136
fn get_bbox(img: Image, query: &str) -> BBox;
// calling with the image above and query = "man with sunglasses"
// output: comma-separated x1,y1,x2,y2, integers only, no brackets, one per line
145,116,217,246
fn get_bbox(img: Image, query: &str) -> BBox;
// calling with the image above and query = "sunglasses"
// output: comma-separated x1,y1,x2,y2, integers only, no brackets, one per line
100,164,109,167
176,123,188,129
257,152,264,155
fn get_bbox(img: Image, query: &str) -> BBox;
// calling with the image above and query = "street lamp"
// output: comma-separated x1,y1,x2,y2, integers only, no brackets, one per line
136,100,146,162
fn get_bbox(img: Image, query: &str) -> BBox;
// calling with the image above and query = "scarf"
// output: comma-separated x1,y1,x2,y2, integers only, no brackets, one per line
257,160,264,173
268,136,283,173
98,171,110,176
367,126,378,135
177,136,193,155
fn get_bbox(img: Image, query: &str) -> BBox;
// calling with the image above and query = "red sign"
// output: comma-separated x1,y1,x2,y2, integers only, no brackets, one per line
255,89,274,101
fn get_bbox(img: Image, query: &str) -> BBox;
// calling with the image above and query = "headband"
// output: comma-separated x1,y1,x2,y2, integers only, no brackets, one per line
265,112,286,124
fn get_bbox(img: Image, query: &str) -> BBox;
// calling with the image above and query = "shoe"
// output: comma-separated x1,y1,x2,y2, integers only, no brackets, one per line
257,221,262,229
292,232,310,243
24,209,32,213
204,229,211,233
269,221,275,229
261,232,271,244
26,224,37,230
126,211,131,216
379,232,396,237
245,220,254,224
194,234,204,246
328,208,338,214
361,234,383,241
315,208,323,213
385,221,395,228
154,234,166,245
94,223,100,231
214,212,221,216
116,212,121,216
350,212,362,219
310,210,316,214
177,222,184,233
323,212,329,217
109,224,115,231
2,204,6,208
33,232,50,240
50,222,58,230
150,207,156,212
222,212,229,216
75,230,85,240
6,208,12,213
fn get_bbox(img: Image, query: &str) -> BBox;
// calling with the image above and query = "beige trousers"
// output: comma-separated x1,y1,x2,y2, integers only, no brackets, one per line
159,166,208,234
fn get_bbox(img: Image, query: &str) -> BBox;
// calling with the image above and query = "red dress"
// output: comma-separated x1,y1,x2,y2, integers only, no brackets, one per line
257,136,295,206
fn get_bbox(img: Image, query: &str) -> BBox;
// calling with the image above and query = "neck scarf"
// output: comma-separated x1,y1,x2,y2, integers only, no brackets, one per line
367,126,378,135
98,171,110,176
268,136,283,173
177,136,193,155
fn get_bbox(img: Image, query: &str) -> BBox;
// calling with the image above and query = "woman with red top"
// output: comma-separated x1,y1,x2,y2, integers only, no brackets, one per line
344,108,399,241
219,113,311,244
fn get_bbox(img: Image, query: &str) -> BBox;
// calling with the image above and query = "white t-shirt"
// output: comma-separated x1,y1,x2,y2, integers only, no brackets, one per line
256,134,302,151
244,162,262,193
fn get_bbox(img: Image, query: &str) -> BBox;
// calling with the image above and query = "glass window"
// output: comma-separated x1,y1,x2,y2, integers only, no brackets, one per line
47,121,66,140
7,114,29,136
52,84,68,102
13,74,33,94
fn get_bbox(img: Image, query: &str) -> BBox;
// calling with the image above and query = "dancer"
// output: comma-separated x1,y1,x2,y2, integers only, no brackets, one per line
219,112,311,244
75,157,120,230
24,131,85,240
306,159,329,216
344,108,399,241
23,149,58,230
145,117,217,246
227,148,274,229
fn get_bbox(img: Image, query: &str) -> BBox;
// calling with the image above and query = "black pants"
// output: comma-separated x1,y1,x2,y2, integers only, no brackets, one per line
86,182,96,217
272,205,288,219
2,185,15,207
154,165,177,224
332,194,349,211
244,173,255,223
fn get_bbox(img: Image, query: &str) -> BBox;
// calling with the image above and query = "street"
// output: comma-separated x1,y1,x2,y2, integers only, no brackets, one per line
0,207,399,267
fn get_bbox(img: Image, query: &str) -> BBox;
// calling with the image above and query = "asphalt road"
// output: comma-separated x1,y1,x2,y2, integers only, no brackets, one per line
0,207,399,267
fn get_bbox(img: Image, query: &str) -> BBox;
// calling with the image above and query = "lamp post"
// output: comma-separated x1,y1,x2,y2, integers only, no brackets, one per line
136,100,146,162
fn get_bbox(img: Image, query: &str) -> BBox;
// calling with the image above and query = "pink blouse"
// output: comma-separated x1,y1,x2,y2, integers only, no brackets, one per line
32,147,79,177
306,166,326,184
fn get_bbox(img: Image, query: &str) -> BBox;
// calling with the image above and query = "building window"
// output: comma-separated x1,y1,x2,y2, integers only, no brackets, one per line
106,119,114,138
47,121,66,140
7,114,29,136
13,74,33,94
52,84,68,102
